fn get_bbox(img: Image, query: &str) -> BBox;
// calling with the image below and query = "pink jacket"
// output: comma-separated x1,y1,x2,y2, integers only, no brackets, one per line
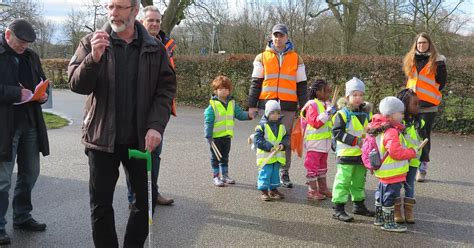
368,115,417,184
303,100,331,153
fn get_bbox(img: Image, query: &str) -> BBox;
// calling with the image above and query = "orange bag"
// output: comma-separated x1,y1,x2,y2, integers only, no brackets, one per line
291,117,303,158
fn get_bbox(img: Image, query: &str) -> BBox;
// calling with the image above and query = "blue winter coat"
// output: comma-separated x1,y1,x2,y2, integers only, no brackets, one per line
254,115,289,152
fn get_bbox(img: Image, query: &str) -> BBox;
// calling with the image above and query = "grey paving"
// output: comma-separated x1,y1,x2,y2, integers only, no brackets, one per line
2,89,473,247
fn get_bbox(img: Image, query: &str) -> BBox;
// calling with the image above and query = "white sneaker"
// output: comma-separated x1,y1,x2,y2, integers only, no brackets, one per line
221,175,236,184
213,177,224,187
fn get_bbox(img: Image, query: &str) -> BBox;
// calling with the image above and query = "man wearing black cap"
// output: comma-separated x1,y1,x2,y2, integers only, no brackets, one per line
248,24,307,188
0,19,50,245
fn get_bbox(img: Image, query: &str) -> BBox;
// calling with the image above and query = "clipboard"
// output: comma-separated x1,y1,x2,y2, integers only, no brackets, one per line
14,79,49,105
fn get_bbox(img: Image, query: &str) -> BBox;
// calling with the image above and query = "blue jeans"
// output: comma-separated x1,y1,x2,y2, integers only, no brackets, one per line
257,162,281,191
375,182,403,207
210,137,231,177
403,166,417,198
0,128,40,231
126,140,163,204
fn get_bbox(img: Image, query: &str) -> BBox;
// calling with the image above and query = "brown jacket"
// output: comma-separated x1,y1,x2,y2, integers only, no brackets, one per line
68,22,176,153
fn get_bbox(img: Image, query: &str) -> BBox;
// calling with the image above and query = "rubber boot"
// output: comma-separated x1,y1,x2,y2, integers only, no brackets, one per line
381,206,407,232
374,202,384,226
352,200,375,217
307,180,325,200
404,197,416,224
317,177,332,198
332,204,354,222
394,197,404,223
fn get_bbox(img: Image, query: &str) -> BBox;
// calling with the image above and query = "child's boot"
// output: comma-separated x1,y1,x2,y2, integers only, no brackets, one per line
269,189,285,199
317,177,332,198
416,163,428,182
261,190,271,201
307,180,325,200
374,202,384,226
381,206,407,232
404,197,416,224
394,197,404,223
352,200,375,217
332,204,354,222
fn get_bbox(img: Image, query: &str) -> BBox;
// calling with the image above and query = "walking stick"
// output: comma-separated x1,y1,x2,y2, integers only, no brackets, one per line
210,141,222,161
128,149,153,248
417,138,429,151
331,85,341,106
261,146,282,166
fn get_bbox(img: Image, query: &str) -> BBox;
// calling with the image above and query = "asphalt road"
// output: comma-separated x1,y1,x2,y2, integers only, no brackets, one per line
2,89,473,247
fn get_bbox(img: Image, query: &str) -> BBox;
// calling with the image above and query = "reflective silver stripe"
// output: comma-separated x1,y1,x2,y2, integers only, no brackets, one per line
419,106,438,113
261,86,297,95
264,73,297,81
306,128,327,135
417,74,438,89
213,125,233,133
416,87,442,101
215,115,233,122
378,161,407,171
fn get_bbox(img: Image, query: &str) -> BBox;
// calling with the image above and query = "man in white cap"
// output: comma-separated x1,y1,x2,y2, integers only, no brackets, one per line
248,24,307,188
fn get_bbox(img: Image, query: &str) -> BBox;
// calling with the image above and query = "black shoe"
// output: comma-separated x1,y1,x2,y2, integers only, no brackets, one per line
332,204,354,222
352,200,375,217
280,174,293,188
13,218,46,231
0,231,11,245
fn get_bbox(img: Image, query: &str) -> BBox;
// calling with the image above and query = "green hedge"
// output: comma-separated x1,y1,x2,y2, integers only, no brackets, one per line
42,55,474,134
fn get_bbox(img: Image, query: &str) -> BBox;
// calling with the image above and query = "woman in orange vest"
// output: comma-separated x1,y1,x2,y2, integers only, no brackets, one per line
248,24,308,188
403,32,447,182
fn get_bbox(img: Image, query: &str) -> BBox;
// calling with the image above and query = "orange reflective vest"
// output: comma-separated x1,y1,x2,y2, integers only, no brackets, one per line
260,50,298,102
406,65,442,106
165,38,176,70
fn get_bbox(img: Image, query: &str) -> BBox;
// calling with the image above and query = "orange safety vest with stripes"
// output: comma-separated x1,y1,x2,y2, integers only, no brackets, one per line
165,38,176,70
260,50,298,102
406,64,442,106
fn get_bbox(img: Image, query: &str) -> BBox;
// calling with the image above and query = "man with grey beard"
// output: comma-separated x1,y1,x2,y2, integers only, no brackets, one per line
68,0,176,246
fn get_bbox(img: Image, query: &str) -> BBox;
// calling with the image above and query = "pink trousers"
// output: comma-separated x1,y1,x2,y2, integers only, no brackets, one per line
304,151,328,180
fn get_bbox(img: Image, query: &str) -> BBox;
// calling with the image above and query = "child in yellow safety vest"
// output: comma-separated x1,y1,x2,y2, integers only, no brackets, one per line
396,89,424,224
300,80,336,200
367,96,417,232
204,76,253,187
254,100,289,201
331,77,374,222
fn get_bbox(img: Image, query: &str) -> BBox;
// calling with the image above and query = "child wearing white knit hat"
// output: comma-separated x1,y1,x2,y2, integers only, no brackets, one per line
366,96,417,232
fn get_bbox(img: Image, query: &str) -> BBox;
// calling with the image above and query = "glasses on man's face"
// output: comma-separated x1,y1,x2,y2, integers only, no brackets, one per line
105,4,133,11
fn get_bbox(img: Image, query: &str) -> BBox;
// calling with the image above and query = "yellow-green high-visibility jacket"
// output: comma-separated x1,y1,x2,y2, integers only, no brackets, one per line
334,109,371,157
210,99,235,138
374,133,410,178
302,99,332,143
256,124,286,166
403,119,425,168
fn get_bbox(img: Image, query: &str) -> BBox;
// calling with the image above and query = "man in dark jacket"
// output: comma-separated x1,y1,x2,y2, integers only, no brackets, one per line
68,0,176,246
0,19,50,245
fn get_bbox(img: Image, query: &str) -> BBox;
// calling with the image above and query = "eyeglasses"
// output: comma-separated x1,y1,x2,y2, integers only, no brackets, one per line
105,4,133,11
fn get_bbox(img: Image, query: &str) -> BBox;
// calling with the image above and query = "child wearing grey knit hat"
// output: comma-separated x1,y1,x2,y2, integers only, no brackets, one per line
379,96,405,122
331,76,374,222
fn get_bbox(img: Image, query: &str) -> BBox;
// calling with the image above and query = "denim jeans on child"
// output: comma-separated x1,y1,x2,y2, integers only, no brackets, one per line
375,182,403,207
257,162,281,190
403,166,417,198
0,128,40,231
210,136,231,177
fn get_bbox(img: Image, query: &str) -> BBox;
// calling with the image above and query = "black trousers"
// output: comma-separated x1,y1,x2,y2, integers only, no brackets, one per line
87,144,157,248
418,112,437,162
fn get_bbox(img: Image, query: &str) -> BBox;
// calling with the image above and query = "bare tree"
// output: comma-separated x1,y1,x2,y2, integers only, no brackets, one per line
325,0,361,55
63,9,90,54
32,17,56,58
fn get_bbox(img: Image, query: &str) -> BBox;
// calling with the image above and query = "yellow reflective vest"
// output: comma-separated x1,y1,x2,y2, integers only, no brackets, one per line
374,133,410,178
403,119,425,168
256,123,286,166
210,99,235,138
334,109,371,157
302,99,332,142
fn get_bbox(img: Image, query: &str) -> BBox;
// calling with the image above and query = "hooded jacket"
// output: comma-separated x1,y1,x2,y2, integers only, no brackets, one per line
367,114,417,183
254,115,289,152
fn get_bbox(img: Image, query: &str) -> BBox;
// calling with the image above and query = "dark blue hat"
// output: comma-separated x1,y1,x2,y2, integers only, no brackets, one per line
8,19,36,43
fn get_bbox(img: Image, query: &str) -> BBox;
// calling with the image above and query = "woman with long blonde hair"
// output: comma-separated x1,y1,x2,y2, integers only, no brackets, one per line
403,32,447,183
